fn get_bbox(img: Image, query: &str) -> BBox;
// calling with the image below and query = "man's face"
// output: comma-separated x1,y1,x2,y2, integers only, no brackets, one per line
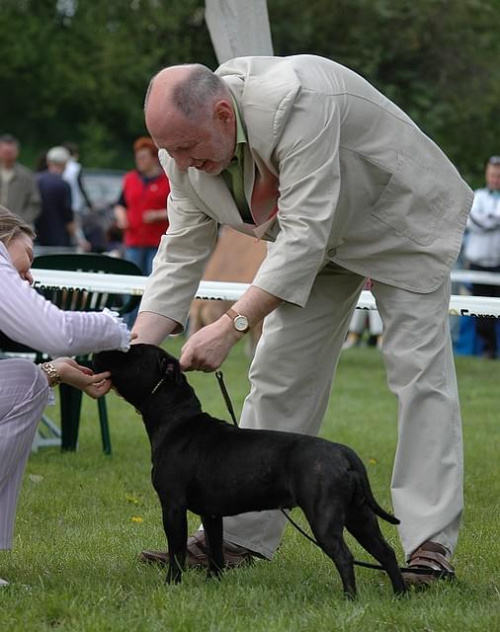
0,141,19,168
147,101,236,176
486,164,500,191
157,120,234,175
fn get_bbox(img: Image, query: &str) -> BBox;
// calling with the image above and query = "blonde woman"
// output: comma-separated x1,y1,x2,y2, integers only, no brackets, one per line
0,205,132,587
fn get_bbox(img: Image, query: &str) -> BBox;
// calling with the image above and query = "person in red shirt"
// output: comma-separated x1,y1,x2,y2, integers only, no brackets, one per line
114,137,169,274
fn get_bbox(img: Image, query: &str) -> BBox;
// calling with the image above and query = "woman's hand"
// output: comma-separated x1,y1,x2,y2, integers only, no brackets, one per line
51,357,112,399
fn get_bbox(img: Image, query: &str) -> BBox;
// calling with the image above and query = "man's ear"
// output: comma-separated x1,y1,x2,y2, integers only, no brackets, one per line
213,99,234,126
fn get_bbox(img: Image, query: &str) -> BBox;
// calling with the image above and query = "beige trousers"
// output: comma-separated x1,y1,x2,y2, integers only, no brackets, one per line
222,264,463,560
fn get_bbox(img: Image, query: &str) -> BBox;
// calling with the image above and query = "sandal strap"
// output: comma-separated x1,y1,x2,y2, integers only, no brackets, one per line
408,548,455,574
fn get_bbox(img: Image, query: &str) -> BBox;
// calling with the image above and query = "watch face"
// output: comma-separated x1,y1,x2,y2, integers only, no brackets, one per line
234,315,249,332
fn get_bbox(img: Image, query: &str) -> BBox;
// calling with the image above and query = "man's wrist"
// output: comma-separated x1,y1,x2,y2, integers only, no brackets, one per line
225,308,250,334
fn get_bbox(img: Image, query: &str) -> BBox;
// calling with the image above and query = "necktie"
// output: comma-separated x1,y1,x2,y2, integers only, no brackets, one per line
222,153,254,224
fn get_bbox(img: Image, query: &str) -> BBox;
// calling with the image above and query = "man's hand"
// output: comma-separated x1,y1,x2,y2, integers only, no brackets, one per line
180,315,242,372
180,286,281,371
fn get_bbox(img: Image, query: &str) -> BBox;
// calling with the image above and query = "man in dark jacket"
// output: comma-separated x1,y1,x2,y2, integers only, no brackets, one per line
35,146,74,247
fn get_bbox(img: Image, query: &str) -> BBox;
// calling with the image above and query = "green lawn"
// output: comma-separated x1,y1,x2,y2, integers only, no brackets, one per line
1,338,499,631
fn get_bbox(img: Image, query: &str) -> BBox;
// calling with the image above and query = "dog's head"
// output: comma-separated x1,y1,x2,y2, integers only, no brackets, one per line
93,344,191,413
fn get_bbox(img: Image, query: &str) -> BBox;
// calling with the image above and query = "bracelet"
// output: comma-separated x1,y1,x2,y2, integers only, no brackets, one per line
41,362,61,387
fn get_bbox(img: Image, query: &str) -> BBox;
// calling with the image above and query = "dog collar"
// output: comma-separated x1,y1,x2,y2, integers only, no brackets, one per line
150,377,166,396
136,376,166,414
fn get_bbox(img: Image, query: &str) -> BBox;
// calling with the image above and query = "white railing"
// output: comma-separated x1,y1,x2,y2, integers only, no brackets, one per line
451,270,500,286
31,269,500,318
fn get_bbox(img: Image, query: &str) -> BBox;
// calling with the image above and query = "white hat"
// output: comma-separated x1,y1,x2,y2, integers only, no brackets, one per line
46,146,71,164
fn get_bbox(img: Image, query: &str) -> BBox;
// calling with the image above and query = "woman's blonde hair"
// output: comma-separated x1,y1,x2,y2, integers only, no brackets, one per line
0,205,35,245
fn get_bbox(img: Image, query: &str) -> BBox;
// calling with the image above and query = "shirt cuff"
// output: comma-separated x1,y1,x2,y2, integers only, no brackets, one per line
102,308,132,351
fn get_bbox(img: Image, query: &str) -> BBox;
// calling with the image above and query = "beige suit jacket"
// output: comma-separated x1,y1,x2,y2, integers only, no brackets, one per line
141,55,473,328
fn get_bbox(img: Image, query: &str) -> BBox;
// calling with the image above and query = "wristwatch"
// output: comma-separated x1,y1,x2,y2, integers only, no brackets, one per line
225,307,250,333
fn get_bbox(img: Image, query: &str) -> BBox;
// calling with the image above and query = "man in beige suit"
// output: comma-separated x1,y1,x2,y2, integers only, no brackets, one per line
135,56,472,586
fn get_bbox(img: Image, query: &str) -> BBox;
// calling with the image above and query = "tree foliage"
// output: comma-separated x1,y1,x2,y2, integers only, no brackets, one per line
268,0,500,185
0,0,216,167
0,0,498,185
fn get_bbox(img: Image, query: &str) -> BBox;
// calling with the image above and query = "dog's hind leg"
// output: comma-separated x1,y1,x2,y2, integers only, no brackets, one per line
345,509,406,595
201,515,225,579
305,503,357,599
161,503,188,584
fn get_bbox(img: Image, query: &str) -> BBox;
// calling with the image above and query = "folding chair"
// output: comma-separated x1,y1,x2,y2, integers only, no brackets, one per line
0,254,142,455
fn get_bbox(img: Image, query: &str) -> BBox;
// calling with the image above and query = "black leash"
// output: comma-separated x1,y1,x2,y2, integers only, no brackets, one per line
215,371,239,427
214,371,450,578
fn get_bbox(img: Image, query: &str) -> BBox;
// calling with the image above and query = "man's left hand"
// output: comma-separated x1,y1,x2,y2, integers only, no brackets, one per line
180,316,242,372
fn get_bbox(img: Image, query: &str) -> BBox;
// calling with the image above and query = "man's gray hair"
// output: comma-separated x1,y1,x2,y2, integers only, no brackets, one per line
172,64,229,119
172,64,227,119
145,64,229,120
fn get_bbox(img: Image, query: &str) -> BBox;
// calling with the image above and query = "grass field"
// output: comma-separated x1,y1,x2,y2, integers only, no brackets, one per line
1,338,499,631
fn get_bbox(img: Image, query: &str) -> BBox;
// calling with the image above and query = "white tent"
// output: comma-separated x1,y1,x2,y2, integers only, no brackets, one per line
205,0,274,64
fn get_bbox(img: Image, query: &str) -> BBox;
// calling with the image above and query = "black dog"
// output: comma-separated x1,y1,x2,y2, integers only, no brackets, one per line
94,344,406,597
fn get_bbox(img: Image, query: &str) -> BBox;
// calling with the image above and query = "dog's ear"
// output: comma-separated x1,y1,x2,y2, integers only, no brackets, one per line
165,362,176,377
158,355,170,374
158,354,181,381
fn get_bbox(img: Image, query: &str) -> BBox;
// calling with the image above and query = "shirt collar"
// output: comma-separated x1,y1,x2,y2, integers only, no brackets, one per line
231,95,247,166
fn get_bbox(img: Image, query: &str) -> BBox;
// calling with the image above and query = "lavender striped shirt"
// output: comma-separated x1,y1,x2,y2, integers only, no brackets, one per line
0,242,129,357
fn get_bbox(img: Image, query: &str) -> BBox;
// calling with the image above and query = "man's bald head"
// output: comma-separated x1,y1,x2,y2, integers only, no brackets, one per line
144,64,236,175
145,64,231,128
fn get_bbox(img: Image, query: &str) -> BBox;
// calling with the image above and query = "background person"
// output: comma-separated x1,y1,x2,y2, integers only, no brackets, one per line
343,280,383,349
114,137,169,276
35,146,74,249
62,142,93,251
62,142,94,217
462,155,500,358
0,205,132,587
135,58,472,587
342,309,383,350
0,134,40,226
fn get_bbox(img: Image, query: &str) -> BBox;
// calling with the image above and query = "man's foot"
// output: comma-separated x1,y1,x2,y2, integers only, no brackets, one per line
139,532,257,569
0,577,9,587
402,541,455,588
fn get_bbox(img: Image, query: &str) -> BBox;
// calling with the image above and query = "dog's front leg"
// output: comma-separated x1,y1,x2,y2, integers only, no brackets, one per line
201,515,224,579
161,503,188,584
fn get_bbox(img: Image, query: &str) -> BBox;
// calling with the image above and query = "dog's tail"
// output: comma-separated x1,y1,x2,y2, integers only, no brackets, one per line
364,485,400,525
344,447,400,525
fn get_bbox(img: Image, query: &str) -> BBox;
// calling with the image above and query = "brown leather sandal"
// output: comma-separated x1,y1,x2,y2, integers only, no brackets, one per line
139,532,256,569
402,541,455,588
